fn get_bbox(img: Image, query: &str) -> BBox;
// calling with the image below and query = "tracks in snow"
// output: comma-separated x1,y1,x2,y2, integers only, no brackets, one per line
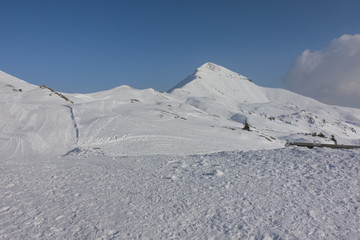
65,105,79,144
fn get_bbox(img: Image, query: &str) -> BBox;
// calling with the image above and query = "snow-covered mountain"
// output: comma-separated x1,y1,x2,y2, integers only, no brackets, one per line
169,62,269,104
1,62,360,159
2,64,360,239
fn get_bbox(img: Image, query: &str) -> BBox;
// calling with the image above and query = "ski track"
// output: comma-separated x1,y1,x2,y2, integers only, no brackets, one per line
1,148,360,239
64,105,79,144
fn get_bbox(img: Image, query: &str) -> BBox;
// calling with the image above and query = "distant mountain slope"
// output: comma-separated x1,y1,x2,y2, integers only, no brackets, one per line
167,62,360,146
1,64,360,159
0,70,37,93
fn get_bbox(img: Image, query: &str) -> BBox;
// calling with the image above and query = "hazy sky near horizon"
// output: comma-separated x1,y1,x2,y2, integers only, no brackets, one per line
1,0,360,101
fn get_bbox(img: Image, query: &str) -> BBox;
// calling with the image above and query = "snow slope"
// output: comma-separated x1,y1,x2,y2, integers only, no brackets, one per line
169,62,360,147
1,63,360,158
169,62,269,104
0,71,77,159
66,62,360,157
1,64,360,239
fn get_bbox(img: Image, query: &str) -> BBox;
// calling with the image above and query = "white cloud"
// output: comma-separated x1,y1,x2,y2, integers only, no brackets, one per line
283,34,360,108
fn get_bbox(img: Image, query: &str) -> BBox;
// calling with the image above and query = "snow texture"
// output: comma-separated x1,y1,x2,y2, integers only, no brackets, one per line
1,148,360,239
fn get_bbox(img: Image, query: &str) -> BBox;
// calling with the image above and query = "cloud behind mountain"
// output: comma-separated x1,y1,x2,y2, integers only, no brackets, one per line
283,34,360,108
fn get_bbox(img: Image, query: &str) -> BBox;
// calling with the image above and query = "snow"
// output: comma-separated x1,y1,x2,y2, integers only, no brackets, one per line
2,63,360,158
0,82,77,159
169,62,269,104
0,70,37,93
1,148,360,239
1,63,360,238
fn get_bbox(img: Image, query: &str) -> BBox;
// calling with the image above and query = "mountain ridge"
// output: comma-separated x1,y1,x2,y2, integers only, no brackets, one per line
1,63,360,159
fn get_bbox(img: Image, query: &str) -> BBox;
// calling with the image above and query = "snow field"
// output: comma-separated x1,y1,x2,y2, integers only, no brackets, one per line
1,63,360,239
1,147,360,239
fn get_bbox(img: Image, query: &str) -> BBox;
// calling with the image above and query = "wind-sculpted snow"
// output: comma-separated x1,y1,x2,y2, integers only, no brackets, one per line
0,103,76,159
1,148,360,239
0,79,77,158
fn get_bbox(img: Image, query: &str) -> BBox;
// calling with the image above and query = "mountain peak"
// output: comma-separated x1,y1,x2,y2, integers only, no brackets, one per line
168,62,251,93
195,62,247,79
168,62,269,103
197,62,222,72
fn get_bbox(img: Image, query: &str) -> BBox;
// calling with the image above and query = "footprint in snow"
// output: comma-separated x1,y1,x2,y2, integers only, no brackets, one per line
164,175,177,181
203,169,224,177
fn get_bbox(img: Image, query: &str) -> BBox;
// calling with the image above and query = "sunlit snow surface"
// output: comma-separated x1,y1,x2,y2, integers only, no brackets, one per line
1,148,360,239
1,63,360,159
1,63,360,239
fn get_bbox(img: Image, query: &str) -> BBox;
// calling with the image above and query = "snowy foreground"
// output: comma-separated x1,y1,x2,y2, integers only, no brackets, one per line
1,147,360,239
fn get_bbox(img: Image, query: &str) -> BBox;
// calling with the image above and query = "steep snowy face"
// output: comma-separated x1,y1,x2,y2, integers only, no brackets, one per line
0,72,77,159
169,62,269,104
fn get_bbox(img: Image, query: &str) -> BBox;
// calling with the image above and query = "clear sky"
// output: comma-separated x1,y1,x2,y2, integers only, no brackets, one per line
1,0,360,94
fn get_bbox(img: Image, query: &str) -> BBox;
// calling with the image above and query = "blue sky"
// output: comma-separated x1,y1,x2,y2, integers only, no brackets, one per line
1,0,360,93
